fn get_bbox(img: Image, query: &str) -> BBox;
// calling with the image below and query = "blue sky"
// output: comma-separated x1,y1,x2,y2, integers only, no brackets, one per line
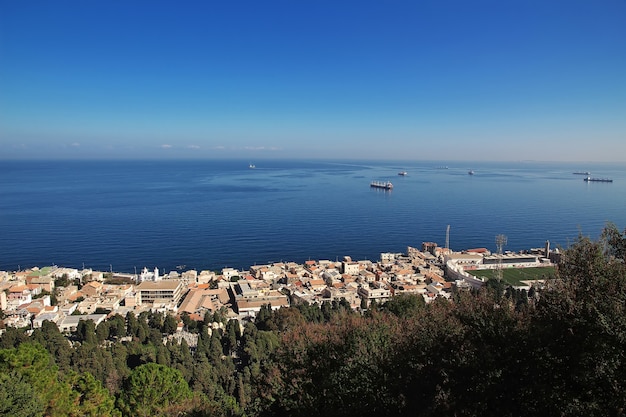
1,0,625,161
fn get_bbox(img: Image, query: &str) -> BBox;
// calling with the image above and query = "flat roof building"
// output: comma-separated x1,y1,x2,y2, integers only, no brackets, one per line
136,280,185,305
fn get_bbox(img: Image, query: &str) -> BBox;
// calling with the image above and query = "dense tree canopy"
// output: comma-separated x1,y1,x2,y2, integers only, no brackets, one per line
117,363,192,417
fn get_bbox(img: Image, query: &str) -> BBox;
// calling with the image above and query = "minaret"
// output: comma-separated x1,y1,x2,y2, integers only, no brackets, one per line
154,267,159,281
545,240,550,257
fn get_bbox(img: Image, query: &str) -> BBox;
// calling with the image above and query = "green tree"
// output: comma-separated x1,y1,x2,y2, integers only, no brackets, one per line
75,319,97,345
167,338,193,382
223,319,239,355
213,307,227,326
382,293,425,318
527,233,626,416
66,371,120,417
96,321,110,343
117,363,192,417
0,326,29,349
320,300,333,321
601,222,626,261
209,329,224,361
0,371,45,417
269,312,405,416
107,314,126,340
271,307,306,332
70,343,113,388
29,320,71,371
296,302,324,323
180,311,198,332
255,304,274,331
126,312,139,338
147,311,163,330
54,274,70,288
0,343,78,417
485,275,507,300
162,314,178,335
203,310,213,327
105,343,129,394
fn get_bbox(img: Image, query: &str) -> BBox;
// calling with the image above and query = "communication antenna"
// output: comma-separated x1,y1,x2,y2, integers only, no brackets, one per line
495,234,507,280
445,225,450,250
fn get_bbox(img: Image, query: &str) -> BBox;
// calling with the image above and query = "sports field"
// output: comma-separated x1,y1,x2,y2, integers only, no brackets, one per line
466,266,555,286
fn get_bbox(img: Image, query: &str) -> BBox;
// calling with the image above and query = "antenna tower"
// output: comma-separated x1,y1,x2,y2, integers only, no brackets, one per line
495,234,507,280
445,225,450,250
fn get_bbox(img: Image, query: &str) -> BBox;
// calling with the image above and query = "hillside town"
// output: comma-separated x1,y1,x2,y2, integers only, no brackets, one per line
0,242,558,333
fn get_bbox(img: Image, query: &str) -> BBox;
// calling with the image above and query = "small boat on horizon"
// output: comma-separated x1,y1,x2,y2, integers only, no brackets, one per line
398,171,408,176
573,171,591,175
468,170,475,175
249,163,256,169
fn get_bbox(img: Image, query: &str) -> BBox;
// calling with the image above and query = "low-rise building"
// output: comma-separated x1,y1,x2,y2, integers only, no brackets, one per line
181,270,198,285
222,268,240,280
57,314,107,333
28,276,55,292
81,281,103,298
33,306,61,328
197,270,216,284
445,253,484,267
342,261,360,275
7,285,32,306
235,293,289,318
358,283,392,306
232,281,289,317
179,287,230,315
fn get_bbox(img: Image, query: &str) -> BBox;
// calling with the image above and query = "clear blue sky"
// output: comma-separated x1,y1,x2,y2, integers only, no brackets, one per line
1,0,625,161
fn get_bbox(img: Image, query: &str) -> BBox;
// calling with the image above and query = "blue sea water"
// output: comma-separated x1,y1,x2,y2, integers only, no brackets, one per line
1,159,625,273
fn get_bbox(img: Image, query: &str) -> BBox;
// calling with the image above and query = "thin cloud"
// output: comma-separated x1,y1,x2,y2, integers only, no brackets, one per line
243,146,282,151
160,144,173,149
187,145,201,149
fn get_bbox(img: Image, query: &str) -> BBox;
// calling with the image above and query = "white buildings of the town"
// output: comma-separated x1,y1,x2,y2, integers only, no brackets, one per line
0,243,554,333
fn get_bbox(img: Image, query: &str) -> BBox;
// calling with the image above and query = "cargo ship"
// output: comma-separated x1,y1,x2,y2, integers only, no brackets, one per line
584,176,613,183
370,181,394,190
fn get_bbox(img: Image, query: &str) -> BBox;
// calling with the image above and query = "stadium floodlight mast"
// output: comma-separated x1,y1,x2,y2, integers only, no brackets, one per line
495,234,507,280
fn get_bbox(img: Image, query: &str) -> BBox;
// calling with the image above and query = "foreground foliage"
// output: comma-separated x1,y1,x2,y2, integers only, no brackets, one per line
1,224,626,416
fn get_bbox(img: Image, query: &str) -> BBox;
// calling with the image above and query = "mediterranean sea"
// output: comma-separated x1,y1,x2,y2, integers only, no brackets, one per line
1,159,625,273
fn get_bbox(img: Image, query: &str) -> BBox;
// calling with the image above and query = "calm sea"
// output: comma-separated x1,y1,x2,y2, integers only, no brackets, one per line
1,159,625,273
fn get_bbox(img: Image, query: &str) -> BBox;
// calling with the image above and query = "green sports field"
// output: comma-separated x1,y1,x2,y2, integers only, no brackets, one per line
466,266,555,286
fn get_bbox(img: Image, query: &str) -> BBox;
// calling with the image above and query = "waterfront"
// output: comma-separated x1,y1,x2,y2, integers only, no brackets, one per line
1,159,625,273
